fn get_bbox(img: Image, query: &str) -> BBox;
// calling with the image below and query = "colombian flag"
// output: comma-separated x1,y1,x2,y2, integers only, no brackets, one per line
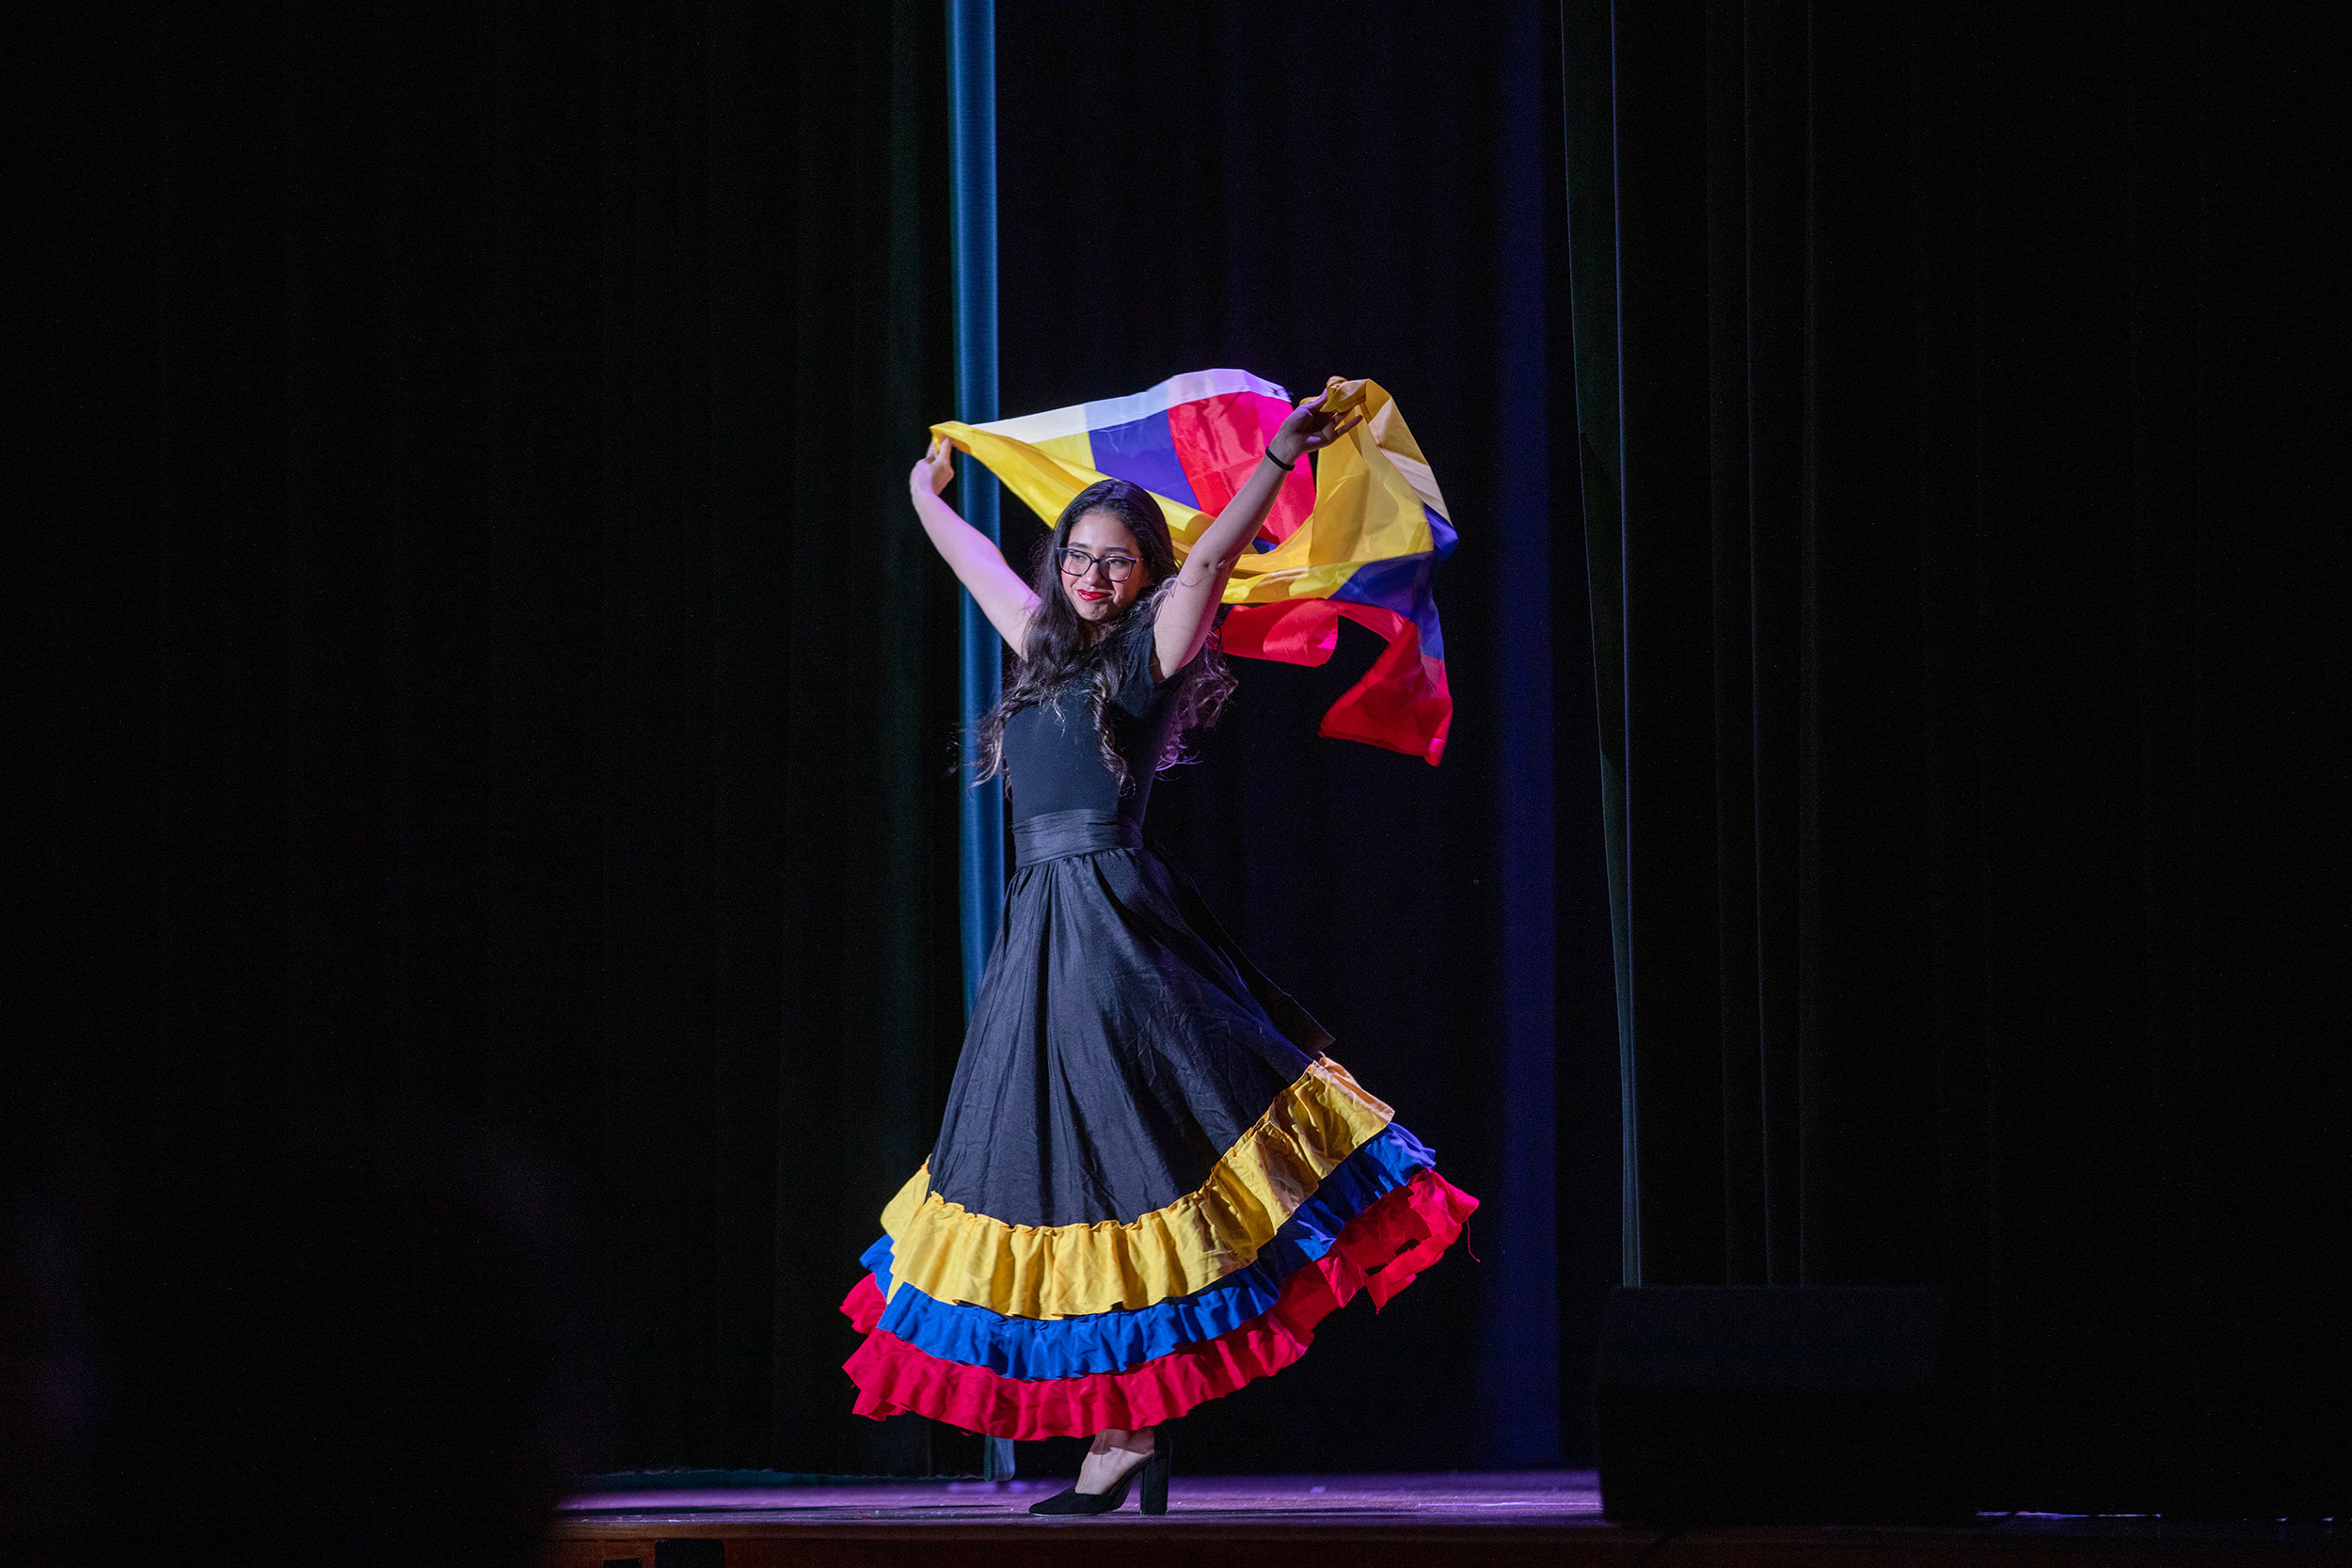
931,369,1455,765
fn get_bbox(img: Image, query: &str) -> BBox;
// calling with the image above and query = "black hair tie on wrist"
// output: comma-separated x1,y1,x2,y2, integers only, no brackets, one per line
1263,448,1295,471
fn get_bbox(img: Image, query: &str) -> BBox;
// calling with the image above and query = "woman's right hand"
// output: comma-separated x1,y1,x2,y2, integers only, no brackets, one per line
904,433,1040,656
911,436,955,497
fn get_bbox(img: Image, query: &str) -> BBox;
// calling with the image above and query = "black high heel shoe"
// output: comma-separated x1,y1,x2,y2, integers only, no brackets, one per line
1026,1426,1173,1516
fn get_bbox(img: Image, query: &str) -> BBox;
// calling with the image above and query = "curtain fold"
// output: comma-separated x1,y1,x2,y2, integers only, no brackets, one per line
1563,0,2347,1513
9,1,962,1476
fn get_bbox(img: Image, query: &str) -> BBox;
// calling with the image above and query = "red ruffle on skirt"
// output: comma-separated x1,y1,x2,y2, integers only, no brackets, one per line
839,1166,1477,1439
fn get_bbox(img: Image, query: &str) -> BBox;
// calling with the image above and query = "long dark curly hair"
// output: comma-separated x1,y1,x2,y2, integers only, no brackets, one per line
974,478,1237,797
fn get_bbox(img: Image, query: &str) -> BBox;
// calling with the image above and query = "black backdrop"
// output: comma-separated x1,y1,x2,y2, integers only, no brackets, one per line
10,0,2342,1506
10,0,972,1479
1565,0,2347,1514
8,1,1618,1480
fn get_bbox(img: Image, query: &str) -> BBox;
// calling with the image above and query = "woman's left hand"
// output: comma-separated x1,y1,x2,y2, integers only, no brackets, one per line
1267,390,1364,467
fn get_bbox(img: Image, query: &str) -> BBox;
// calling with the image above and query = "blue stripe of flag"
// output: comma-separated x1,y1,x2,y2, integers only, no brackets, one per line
1083,407,1198,509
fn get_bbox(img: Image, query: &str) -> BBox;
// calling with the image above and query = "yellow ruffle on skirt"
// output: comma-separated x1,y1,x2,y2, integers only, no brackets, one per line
879,1056,1393,1319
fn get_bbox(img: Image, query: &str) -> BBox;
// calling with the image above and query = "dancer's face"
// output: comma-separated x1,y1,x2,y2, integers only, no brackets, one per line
1059,511,1149,623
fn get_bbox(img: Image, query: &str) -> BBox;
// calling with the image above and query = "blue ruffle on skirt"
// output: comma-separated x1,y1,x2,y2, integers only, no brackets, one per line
859,1122,1436,1379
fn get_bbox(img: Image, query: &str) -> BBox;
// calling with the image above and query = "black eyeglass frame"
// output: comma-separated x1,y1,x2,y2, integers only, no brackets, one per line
1055,546,1141,581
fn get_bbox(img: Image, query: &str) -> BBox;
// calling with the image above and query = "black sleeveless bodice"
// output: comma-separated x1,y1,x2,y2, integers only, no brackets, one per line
1001,616,1184,824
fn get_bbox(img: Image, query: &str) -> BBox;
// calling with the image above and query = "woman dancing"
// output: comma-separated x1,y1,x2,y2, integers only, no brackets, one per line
839,389,1479,1515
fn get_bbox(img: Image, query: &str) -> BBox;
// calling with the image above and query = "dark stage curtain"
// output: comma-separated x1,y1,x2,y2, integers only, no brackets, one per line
992,0,1621,1472
9,3,968,1476
9,1,1623,1479
1563,0,2347,1513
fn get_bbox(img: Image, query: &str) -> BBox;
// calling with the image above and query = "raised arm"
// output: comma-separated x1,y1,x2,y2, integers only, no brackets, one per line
910,436,1040,655
1153,391,1361,679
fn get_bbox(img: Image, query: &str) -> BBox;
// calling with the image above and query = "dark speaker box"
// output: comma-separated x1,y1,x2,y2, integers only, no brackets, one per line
1595,1286,1976,1526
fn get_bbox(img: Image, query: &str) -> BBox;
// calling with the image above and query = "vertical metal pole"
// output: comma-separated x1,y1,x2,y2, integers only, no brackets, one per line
948,0,1016,1485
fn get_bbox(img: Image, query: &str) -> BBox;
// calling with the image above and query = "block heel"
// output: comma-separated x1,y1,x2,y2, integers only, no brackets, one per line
1139,1424,1172,1515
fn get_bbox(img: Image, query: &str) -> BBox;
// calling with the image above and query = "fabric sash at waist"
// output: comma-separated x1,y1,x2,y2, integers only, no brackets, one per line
1012,808,1145,867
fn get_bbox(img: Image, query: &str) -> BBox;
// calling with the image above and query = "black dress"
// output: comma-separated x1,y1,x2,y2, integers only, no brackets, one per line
841,602,1476,1438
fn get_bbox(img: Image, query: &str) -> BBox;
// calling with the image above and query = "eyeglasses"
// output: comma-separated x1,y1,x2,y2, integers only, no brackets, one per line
1056,546,1140,581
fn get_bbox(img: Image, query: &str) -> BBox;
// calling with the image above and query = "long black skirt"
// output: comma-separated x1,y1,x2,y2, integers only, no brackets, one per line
841,807,1477,1438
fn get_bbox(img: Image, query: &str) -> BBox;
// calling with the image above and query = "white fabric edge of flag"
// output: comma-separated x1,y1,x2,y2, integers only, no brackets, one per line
975,368,1291,443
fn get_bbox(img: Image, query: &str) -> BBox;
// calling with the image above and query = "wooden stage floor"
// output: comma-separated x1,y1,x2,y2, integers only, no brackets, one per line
545,1470,2351,1567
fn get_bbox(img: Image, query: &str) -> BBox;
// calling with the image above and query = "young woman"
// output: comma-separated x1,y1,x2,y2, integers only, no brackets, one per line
840,390,1478,1515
